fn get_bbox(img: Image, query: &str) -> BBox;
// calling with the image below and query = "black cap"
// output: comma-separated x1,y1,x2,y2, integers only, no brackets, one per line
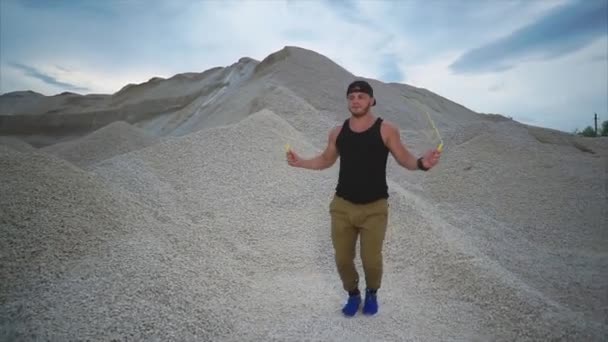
346,80,376,106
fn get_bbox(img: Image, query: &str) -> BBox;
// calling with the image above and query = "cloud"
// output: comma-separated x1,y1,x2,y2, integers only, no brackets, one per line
450,0,608,74
9,63,89,92
488,82,506,93
0,0,605,133
1,0,391,93
17,0,120,18
590,53,608,62
408,37,608,132
0,0,570,93
2,60,162,96
321,0,369,24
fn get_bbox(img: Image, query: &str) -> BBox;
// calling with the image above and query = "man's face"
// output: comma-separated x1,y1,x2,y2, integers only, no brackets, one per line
347,92,373,117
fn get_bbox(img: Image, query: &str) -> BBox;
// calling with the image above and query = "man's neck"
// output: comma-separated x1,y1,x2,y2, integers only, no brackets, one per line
350,112,375,124
349,112,376,131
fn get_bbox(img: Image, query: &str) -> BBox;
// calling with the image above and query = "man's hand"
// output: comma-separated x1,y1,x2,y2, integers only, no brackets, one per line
285,126,340,170
286,148,302,167
421,148,441,169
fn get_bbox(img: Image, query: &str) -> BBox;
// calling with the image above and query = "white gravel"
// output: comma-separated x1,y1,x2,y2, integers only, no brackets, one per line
1,46,606,341
0,136,36,153
40,121,159,168
1,108,606,341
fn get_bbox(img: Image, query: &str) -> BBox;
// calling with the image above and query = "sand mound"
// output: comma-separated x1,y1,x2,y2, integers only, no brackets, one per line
1,46,606,341
526,124,605,155
136,58,258,136
0,136,36,152
251,46,362,117
41,121,159,168
1,110,324,340
0,46,485,144
2,109,604,340
248,84,340,146
423,121,607,325
0,146,136,305
251,46,480,136
0,91,45,115
0,146,240,340
0,91,111,116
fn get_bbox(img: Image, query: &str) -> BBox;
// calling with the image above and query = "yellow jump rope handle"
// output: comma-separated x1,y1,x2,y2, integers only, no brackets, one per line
285,143,291,153
423,110,444,153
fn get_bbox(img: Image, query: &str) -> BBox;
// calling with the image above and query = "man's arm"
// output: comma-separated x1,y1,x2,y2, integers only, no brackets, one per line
382,121,420,170
287,126,340,170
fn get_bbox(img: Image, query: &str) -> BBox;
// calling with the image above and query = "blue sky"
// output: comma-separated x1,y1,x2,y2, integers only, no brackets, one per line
1,0,606,133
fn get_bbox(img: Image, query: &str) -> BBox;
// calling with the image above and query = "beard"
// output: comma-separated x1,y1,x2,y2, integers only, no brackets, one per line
349,102,371,117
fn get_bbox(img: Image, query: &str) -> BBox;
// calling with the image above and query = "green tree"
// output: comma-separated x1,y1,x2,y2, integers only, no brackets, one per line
601,120,608,136
580,126,597,137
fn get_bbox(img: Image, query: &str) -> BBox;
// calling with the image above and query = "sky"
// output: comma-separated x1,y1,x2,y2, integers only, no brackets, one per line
1,0,607,133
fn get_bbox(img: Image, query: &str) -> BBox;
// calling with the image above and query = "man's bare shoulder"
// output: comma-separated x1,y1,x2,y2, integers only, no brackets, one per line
380,119,400,140
381,119,399,130
329,124,343,141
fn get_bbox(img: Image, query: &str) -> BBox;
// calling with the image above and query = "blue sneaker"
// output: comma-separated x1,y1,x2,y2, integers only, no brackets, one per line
342,294,361,317
362,289,378,315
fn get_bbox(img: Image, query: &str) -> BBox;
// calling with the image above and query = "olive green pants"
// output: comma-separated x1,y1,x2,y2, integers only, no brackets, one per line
329,194,388,292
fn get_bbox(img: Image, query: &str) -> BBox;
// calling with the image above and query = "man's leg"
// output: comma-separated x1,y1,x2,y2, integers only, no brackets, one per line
359,199,388,315
330,196,360,293
330,196,361,316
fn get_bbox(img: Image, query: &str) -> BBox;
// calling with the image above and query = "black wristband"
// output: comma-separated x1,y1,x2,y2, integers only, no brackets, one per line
417,157,429,171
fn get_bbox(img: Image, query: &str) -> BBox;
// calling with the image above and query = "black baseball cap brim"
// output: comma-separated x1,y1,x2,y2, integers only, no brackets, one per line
346,80,376,106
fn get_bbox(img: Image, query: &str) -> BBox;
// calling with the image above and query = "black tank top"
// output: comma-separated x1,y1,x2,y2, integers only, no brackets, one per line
335,117,389,204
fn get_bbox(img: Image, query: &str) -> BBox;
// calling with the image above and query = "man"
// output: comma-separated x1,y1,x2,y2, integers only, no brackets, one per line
286,80,441,316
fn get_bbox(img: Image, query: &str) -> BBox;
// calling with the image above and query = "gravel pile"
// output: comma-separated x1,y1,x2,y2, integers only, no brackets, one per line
0,136,36,153
41,121,159,168
422,120,607,332
1,46,606,342
2,108,606,341
0,145,243,341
